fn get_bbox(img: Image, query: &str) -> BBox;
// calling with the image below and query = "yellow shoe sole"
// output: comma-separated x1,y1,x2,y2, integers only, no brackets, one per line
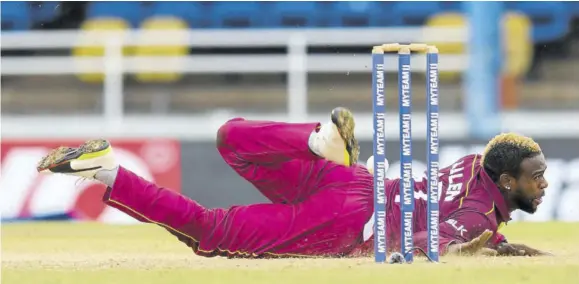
37,139,111,173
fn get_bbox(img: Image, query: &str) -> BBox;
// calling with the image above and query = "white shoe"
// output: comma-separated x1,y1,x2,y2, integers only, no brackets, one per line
309,107,360,166
37,139,118,179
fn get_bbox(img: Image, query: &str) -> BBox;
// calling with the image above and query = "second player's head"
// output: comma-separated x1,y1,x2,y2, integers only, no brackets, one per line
481,133,548,214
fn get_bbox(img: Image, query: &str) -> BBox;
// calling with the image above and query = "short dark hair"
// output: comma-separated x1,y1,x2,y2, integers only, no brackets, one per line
481,133,542,182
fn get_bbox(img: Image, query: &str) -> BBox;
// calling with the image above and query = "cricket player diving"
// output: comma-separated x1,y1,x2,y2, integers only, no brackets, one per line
37,107,551,259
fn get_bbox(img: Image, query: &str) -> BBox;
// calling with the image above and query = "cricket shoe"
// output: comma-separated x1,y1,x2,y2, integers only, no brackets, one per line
309,107,360,166
36,139,117,179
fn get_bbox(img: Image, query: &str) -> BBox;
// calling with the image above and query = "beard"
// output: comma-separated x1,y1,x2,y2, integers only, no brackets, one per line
513,190,537,213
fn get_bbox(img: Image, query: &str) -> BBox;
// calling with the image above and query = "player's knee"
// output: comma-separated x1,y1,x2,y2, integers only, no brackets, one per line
216,117,245,147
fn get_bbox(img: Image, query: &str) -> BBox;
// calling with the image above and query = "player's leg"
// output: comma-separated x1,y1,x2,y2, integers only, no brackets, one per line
101,166,366,258
194,184,372,258
36,140,367,258
217,107,360,203
36,140,228,251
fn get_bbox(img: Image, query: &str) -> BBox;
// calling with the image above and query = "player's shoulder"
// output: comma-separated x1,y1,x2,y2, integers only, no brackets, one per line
440,153,482,173
464,153,483,163
455,153,484,169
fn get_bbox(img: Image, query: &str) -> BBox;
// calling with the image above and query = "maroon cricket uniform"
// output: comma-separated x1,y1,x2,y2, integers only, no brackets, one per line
102,118,374,258
354,154,511,256
100,118,510,258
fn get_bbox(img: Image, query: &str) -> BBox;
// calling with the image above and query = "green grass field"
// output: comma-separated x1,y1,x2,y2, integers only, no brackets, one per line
2,222,579,284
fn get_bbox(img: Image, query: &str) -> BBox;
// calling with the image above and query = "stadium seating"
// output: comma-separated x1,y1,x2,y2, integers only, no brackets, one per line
505,1,571,43
503,13,534,79
2,1,576,45
426,11,533,81
134,17,188,82
30,2,61,24
439,1,464,12
391,1,442,26
425,13,465,81
149,2,207,28
211,2,263,28
72,18,132,83
266,2,321,28
86,1,145,27
1,1,30,30
329,2,391,27
569,2,579,19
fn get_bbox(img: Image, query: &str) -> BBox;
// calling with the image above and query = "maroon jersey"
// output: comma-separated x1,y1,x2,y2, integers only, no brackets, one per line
355,154,511,256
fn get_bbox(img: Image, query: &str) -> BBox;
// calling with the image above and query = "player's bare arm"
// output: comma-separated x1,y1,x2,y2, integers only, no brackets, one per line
446,230,498,256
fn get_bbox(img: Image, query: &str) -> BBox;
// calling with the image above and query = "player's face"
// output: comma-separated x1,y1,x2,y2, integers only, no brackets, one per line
512,153,548,214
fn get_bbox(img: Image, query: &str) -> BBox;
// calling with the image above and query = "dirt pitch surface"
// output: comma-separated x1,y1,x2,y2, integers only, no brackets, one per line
2,222,578,284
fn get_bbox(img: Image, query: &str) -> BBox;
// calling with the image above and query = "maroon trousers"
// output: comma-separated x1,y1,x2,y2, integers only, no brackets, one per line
103,118,374,258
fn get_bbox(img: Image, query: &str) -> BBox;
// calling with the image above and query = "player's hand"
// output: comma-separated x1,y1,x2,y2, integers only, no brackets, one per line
496,243,553,257
446,229,498,256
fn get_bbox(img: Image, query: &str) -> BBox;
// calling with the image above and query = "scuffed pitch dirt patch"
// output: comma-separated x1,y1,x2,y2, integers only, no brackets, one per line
2,252,376,271
3,251,574,272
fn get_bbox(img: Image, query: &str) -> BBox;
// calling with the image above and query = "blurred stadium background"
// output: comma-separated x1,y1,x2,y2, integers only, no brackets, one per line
1,1,579,225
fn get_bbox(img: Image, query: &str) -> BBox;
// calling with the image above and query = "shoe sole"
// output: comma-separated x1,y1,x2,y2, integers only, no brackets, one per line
37,139,111,173
331,107,360,165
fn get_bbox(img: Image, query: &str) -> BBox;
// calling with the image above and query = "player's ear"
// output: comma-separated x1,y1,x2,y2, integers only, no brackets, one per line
499,173,514,191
